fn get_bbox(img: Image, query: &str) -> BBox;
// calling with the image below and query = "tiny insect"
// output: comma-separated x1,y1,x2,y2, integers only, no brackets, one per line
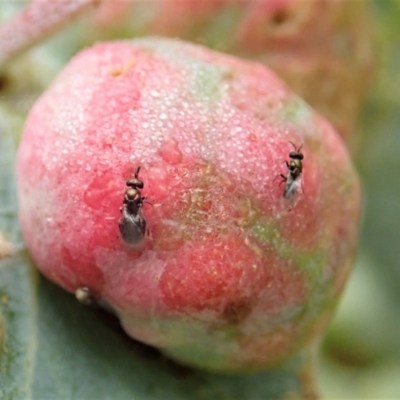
118,166,147,245
277,141,304,199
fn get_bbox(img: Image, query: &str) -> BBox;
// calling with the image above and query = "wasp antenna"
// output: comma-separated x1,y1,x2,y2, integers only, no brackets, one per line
134,165,141,178
288,141,303,154
298,143,303,152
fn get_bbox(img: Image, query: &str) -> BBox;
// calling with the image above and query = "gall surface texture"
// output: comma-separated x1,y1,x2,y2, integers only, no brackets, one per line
17,38,360,372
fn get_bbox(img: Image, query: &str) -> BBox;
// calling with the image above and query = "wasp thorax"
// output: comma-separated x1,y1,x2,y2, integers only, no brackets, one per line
125,188,141,203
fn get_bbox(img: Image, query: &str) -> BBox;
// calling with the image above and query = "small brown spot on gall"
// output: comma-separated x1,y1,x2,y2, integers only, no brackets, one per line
194,130,206,143
221,299,253,325
110,68,123,77
222,70,235,81
109,59,136,77
249,133,257,142
272,9,289,25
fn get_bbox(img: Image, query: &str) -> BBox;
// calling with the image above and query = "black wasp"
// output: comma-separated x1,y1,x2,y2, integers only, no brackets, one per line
277,141,304,199
119,166,147,245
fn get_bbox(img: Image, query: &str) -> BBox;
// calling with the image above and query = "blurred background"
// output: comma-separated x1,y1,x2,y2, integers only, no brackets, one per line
318,2,400,398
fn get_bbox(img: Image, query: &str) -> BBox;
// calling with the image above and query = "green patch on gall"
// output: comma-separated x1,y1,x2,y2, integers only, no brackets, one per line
281,96,314,129
191,64,231,106
250,220,329,281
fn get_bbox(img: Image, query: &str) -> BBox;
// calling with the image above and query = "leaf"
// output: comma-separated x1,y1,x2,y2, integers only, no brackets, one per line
0,255,37,399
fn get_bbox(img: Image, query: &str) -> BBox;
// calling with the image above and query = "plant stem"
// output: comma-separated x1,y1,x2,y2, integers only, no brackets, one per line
0,0,99,67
